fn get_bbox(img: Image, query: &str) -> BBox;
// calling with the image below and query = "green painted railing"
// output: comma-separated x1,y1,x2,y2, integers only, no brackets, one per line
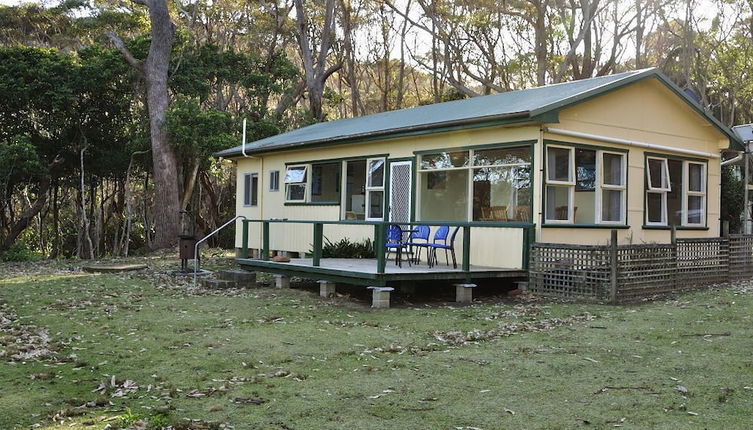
239,219,535,275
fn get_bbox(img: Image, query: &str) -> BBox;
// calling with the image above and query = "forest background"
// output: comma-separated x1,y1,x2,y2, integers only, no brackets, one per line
1,0,751,260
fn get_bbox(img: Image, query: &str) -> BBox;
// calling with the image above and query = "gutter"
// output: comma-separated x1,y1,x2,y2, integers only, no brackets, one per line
216,111,531,158
721,152,744,166
545,127,722,159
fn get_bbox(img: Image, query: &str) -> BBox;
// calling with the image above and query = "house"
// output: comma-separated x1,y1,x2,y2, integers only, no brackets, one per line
215,68,742,291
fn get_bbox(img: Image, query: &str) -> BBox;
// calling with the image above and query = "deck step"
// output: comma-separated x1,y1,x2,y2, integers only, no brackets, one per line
217,269,257,287
201,278,238,289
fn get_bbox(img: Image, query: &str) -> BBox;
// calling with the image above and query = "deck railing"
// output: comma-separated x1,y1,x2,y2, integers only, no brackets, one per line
239,219,535,277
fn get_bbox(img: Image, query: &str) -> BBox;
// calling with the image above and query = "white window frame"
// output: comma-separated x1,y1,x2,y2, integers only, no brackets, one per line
645,157,670,226
269,170,279,192
683,161,706,226
596,151,627,225
544,145,576,224
284,165,308,202
416,147,532,222
365,157,386,221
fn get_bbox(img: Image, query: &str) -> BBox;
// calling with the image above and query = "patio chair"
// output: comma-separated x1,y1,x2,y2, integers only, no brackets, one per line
427,226,461,269
491,205,508,221
385,224,411,267
404,225,431,264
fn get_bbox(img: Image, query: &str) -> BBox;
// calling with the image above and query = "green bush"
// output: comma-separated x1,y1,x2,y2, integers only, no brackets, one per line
319,237,375,259
0,241,42,262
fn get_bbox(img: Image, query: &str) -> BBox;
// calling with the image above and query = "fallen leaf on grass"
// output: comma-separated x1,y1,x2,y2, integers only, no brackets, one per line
233,397,265,405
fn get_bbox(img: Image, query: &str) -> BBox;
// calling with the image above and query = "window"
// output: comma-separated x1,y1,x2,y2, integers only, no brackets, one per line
285,165,307,201
599,152,626,223
343,160,367,220
644,157,707,227
366,158,385,220
269,170,279,192
685,162,706,225
544,145,626,225
645,157,669,225
418,146,531,222
311,162,340,203
545,146,575,222
243,173,258,206
284,162,342,203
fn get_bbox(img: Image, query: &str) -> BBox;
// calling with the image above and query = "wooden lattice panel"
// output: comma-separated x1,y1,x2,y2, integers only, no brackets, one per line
529,243,610,300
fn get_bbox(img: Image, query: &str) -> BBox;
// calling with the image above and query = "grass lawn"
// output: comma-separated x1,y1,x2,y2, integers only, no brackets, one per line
1,253,753,429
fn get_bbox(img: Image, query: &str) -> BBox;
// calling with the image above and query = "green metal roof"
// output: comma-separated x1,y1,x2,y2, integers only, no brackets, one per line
216,68,742,157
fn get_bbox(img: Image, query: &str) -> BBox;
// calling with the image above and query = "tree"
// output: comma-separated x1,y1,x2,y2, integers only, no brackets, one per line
293,0,342,121
108,0,181,249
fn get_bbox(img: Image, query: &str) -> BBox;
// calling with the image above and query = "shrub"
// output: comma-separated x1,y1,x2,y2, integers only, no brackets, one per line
0,241,42,262
319,237,375,259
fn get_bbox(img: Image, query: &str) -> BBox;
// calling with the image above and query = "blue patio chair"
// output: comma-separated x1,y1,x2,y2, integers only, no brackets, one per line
404,225,431,264
427,226,460,269
385,224,411,267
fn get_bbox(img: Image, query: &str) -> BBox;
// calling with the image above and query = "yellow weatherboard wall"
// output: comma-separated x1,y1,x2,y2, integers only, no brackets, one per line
540,78,725,245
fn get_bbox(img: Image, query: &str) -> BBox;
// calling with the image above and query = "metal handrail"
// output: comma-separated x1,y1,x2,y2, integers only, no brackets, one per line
193,215,247,287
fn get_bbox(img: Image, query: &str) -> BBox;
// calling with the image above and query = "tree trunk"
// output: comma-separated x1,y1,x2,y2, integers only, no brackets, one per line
108,0,179,250
0,156,63,253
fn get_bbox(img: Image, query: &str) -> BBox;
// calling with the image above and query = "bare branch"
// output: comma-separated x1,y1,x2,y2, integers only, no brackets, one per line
107,31,144,72
130,0,148,6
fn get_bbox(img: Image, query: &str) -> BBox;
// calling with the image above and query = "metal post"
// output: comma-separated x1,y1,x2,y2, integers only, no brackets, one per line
312,222,323,267
241,220,249,258
462,225,471,273
262,221,270,261
745,149,750,234
375,222,386,274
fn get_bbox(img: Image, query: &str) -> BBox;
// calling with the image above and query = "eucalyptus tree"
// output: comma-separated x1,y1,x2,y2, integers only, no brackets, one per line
108,0,181,249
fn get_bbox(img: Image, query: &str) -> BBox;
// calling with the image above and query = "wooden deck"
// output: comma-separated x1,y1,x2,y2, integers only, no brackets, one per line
236,257,527,286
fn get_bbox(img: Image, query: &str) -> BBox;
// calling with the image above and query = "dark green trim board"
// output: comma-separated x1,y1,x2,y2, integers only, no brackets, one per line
642,225,710,231
544,139,630,154
216,68,741,159
284,202,340,206
284,153,390,166
644,151,708,164
413,140,538,155
542,224,630,229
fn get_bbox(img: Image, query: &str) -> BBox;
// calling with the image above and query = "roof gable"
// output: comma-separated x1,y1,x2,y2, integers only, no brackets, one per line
216,68,742,157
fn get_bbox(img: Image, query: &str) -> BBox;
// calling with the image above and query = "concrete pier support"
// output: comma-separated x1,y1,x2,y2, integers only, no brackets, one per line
454,283,477,303
319,280,336,298
274,274,290,289
367,286,394,308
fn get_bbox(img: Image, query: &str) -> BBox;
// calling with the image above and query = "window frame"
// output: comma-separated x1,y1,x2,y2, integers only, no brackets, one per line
269,170,280,192
284,165,308,202
417,145,533,222
365,157,386,221
643,156,708,228
243,173,258,207
596,150,627,225
544,145,576,224
683,161,706,226
542,143,629,226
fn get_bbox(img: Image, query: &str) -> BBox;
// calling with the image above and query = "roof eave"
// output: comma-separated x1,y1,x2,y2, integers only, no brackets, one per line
214,110,533,158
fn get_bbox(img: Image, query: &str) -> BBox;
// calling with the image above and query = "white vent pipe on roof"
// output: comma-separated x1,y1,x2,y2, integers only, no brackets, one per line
241,118,248,157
